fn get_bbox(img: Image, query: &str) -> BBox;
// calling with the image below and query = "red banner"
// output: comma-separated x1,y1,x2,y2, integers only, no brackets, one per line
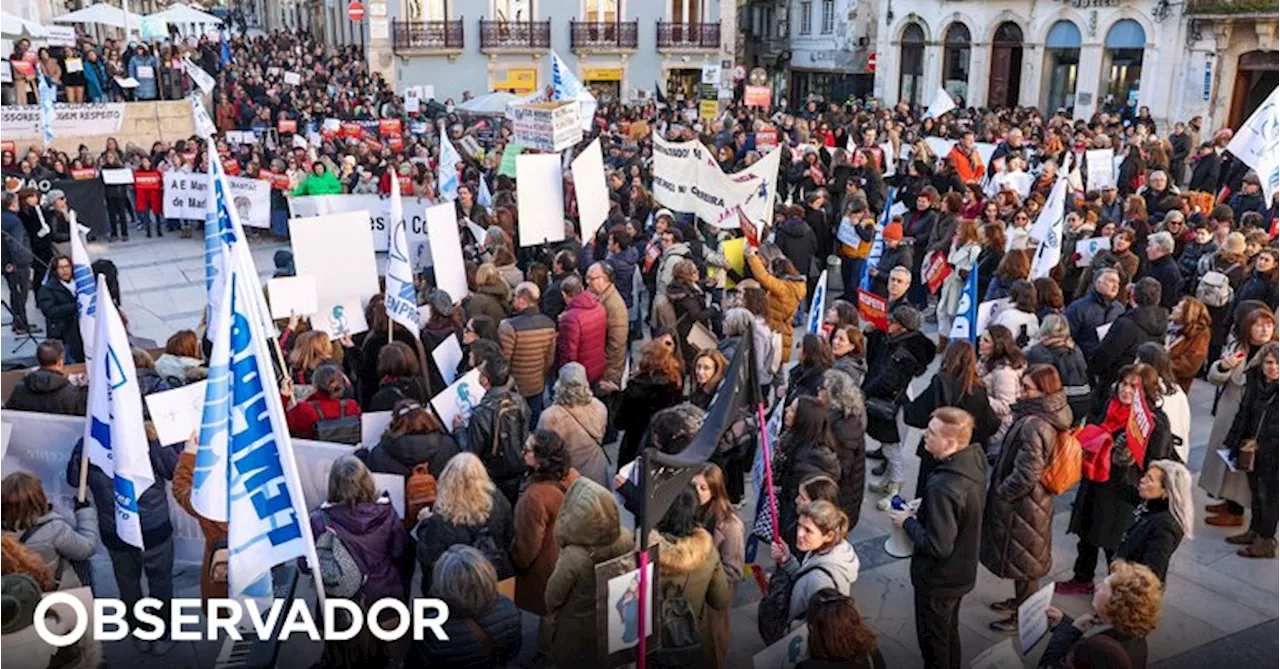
397,174,412,193
133,171,162,189
272,171,292,190
388,135,404,151
379,118,402,137
342,122,363,138
71,168,97,181
222,158,240,176
923,251,952,294
277,119,297,134
755,128,778,150
737,206,760,247
744,85,771,107
857,289,888,331
1126,384,1154,468
11,60,34,77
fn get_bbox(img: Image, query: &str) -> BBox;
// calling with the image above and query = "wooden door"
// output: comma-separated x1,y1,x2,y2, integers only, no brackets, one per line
989,47,1012,108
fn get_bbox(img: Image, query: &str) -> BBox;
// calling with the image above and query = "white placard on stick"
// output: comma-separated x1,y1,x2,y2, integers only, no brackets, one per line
424,202,468,303
572,138,610,243
289,211,380,309
267,276,319,320
431,369,483,433
432,334,464,386
313,297,369,340
361,410,393,448
1075,237,1112,267
1016,582,1055,653
1086,148,1116,191
976,298,1010,336
144,381,210,447
516,153,567,247
969,638,1023,669
101,168,134,185
284,71,302,85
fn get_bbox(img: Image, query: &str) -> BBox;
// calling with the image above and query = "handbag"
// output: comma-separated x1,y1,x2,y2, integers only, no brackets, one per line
1237,439,1258,473
865,397,898,423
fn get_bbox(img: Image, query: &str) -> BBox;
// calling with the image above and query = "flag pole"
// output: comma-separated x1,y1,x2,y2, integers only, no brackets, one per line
756,403,781,543
77,455,89,503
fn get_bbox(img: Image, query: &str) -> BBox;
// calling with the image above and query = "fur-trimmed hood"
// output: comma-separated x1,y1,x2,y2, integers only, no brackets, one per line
652,528,716,577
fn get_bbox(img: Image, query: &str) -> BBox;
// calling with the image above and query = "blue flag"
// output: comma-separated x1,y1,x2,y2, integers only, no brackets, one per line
219,29,233,70
948,264,980,343
806,270,827,335
859,187,897,292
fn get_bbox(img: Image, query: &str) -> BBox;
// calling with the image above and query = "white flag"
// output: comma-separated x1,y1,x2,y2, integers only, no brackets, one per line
191,94,217,139
551,51,598,133
84,274,155,550
192,259,233,522
68,222,97,360
477,175,493,210
439,128,462,201
925,87,957,119
183,56,215,93
1030,178,1069,279
1226,87,1280,203
385,183,420,334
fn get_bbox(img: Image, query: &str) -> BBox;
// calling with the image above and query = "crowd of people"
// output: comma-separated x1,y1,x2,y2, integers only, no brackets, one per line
2,25,1279,669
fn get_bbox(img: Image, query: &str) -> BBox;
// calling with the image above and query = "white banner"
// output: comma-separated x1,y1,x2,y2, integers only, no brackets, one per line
163,171,271,227
1,104,126,140
288,193,435,253
516,153,568,247
572,138,610,243
652,134,781,228
1085,148,1116,191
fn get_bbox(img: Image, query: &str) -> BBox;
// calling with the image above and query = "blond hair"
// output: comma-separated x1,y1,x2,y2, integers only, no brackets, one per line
1105,560,1163,638
434,453,495,526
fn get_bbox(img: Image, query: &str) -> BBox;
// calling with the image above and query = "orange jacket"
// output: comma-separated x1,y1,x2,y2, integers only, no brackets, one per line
948,144,985,184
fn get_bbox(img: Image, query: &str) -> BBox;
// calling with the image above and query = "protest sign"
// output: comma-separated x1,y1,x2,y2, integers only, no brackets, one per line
144,381,209,447
1075,236,1111,267
163,171,271,227
509,101,582,152
1016,582,1055,653
289,211,380,308
922,251,952,293
1086,148,1116,190
857,289,888,331
370,473,405,518
101,168,134,185
267,276,319,319
431,369,483,433
753,624,809,669
432,334,464,386
289,193,434,253
425,202,468,302
970,639,1023,669
278,119,298,134
46,25,77,46
572,138,610,242
498,143,525,178
361,411,393,449
1,104,126,139
651,134,781,231
313,297,369,339
744,85,771,107
516,154,567,247
284,71,302,85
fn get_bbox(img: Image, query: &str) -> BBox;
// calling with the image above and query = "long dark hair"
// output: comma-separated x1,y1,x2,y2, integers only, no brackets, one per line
785,396,833,452
983,325,1027,370
940,340,983,396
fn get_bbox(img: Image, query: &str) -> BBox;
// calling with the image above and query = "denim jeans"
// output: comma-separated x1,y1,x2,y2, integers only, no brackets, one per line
107,537,175,627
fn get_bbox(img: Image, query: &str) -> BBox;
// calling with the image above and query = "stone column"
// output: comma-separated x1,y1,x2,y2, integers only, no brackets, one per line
367,0,396,85
1074,39,1104,119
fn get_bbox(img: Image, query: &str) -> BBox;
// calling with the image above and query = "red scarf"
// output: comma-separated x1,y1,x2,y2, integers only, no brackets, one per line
1100,398,1149,467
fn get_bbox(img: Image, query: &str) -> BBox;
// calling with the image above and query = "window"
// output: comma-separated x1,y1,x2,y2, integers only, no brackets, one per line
799,1,811,35
821,0,833,34
585,0,616,22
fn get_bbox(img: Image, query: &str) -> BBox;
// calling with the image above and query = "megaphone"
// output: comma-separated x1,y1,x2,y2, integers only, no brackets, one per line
883,497,921,559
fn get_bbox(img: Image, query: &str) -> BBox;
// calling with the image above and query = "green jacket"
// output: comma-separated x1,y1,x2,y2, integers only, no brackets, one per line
292,169,342,196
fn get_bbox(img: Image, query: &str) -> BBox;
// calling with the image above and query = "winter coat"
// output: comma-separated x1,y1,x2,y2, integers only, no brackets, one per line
833,354,867,388
173,452,228,600
595,283,629,388
557,290,608,382
310,501,409,603
292,168,342,195
538,401,610,489
667,281,714,368
775,217,819,278
863,329,935,443
545,478,634,667
903,209,937,262
498,307,557,399
1026,340,1092,423
1166,324,1210,393
1142,255,1183,310
1114,498,1183,583
1041,616,1147,669
5,369,87,416
542,271,580,322
497,263,524,291
154,354,207,386
136,367,170,399
1070,405,1176,551
1177,239,1217,293
830,405,868,525
465,282,511,324
356,328,421,407
128,55,158,99
1224,367,1278,482
408,596,522,669
905,372,1001,494
775,438,842,553
8,508,99,589
980,392,1074,582
1089,305,1169,392
606,246,639,308
284,391,360,440
779,538,861,622
2,209,32,268
1064,289,1126,358
651,528,733,665
415,488,515,595
936,242,980,327
616,371,683,464
66,438,178,551
358,431,460,480
367,377,429,413
1189,151,1221,193
37,278,84,362
903,443,987,597
461,381,531,501
747,253,807,363
1235,270,1280,314
512,469,580,615
1199,344,1257,505
1229,190,1269,220
982,360,1025,444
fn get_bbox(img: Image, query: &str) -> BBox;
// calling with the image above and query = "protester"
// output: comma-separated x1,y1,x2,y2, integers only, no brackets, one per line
458,343,531,503
0,472,98,590
649,487,732,666
414,452,515,595
36,256,85,363
367,341,430,411
1114,459,1194,582
864,304,935,506
284,363,361,440
408,545,523,668
616,336,684,466
357,399,459,480
746,245,807,364
820,369,868,526
1043,561,1163,669
1222,341,1279,558
172,434,228,601
770,500,860,624
798,589,885,669
1065,267,1125,358
154,330,207,387
498,281,557,423
774,397,842,553
1,192,35,336
905,340,1001,495
1026,314,1092,424
693,463,745,668
787,334,835,405
1090,278,1170,402
979,324,1029,450
1164,296,1212,393
511,430,579,617
556,275,608,382
1135,343,1192,462
4,340,87,415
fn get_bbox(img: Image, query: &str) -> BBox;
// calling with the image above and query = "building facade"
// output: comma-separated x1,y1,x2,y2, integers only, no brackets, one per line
787,0,875,105
362,0,737,104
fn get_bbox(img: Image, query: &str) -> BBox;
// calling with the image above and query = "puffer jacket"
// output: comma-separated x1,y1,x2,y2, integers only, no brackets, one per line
311,501,410,604
747,252,806,364
5,369,88,416
498,307,557,399
982,360,1024,444
66,437,179,551
154,354,207,386
651,528,733,665
546,478,635,667
408,596,522,669
780,539,861,622
606,245,639,308
465,281,511,324
556,291,608,382
1089,304,1169,392
7,508,99,589
1064,289,1125,358
774,216,818,278
830,405,867,527
358,431,460,480
596,283,629,388
979,392,1074,582
1026,339,1091,424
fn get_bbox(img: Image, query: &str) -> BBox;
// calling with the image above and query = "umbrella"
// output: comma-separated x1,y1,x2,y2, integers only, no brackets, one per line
1,11,49,37
53,3,150,29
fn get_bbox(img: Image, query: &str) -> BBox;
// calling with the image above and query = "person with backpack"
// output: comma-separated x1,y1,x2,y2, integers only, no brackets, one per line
979,325,1029,453
415,453,515,596
511,430,579,617
356,400,459,482
1027,315,1093,425
0,472,98,591
1198,231,1249,366
408,545,524,668
766,500,860,636
457,342,531,504
863,305,936,508
773,397,843,554
537,363,609,489
797,589,886,669
310,455,411,667
284,363,362,442
1089,278,1170,414
980,365,1074,633
648,487,733,667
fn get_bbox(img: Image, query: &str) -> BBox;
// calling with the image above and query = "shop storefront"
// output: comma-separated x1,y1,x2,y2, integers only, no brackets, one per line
582,66,623,103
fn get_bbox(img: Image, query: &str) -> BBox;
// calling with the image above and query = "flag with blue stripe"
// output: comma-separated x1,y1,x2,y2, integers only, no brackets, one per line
439,129,462,201
859,187,896,292
806,270,827,334
193,255,233,523
69,223,97,359
37,73,56,147
219,29,233,70
385,180,420,334
477,175,493,210
84,274,154,550
551,51,597,133
948,266,980,343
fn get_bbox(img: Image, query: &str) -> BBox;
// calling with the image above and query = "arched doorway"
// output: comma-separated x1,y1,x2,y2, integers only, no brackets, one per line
1229,50,1280,130
942,23,971,105
1104,19,1145,113
988,22,1023,109
1044,20,1081,113
899,23,926,108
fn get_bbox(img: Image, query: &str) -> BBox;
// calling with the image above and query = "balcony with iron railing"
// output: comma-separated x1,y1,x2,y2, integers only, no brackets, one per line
391,18,465,53
655,21,721,50
479,18,552,52
569,19,639,52
1184,0,1273,14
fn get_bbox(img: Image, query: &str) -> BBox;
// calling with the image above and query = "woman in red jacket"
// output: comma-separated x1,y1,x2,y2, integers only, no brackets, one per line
134,157,164,237
285,363,361,440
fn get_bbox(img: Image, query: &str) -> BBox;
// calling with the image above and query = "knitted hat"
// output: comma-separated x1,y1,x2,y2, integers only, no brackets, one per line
889,304,922,331
882,222,904,242
1,574,42,635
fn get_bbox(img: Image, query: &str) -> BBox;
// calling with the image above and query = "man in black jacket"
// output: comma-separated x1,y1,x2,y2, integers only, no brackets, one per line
1089,277,1169,405
37,255,85,363
891,407,986,669
540,249,580,322
1141,232,1183,310
5,340,88,415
